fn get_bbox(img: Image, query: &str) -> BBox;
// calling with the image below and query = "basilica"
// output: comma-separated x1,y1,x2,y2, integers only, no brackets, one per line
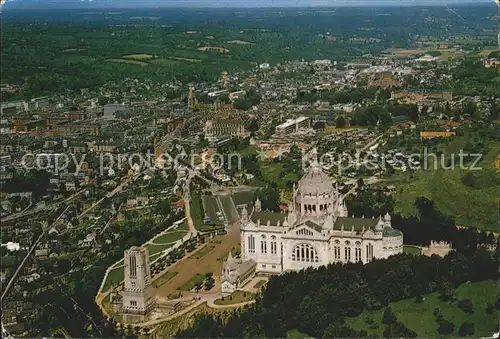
239,149,403,274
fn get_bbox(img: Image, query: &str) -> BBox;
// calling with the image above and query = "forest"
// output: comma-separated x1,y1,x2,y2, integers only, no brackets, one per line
177,247,498,338
1,3,497,100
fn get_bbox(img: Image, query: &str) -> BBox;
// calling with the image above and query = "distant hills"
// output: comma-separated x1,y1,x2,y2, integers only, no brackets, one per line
1,0,494,10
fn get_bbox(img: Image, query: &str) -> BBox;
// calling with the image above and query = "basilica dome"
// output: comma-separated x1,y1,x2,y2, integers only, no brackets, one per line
297,149,333,196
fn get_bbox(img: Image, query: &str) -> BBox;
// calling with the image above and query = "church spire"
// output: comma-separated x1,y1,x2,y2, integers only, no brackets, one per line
310,147,319,167
241,206,248,223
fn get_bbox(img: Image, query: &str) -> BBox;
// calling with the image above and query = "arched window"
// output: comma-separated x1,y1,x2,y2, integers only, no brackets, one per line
291,244,319,263
261,240,267,254
248,235,255,254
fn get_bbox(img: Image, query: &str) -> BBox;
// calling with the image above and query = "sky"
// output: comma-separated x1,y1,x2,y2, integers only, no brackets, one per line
1,0,494,9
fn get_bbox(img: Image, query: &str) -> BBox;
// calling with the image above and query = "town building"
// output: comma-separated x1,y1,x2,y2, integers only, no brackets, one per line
276,117,311,135
240,149,403,274
204,115,246,142
103,104,129,119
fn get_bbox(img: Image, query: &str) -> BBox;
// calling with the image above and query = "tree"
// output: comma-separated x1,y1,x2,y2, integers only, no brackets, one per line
458,321,475,337
322,324,367,338
382,307,397,325
155,198,171,217
233,98,253,110
335,116,346,128
383,322,417,338
457,298,474,314
437,319,454,335
494,296,500,310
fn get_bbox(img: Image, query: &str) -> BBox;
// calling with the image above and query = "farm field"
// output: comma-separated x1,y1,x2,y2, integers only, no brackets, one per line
345,280,499,337
197,46,230,53
105,58,149,66
123,54,153,59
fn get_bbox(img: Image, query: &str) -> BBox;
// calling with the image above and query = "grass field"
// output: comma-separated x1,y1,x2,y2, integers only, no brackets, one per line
153,271,178,289
189,245,215,259
105,58,149,66
197,46,229,53
345,280,500,337
403,245,422,255
214,291,254,305
387,138,500,231
101,266,124,292
179,273,207,291
152,230,187,244
123,54,153,59
146,242,173,255
231,190,255,210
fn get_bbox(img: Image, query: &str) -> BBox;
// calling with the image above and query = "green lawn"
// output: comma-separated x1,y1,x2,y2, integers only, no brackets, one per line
152,271,178,289
189,245,214,259
152,230,187,244
214,291,254,305
198,224,226,233
101,266,124,292
403,245,422,255
179,273,207,291
146,242,173,256
286,329,310,339
190,194,205,230
345,280,500,337
149,252,163,263
387,139,500,231
231,190,255,207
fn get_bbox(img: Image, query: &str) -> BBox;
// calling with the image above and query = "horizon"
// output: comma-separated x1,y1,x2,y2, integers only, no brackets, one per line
1,0,495,10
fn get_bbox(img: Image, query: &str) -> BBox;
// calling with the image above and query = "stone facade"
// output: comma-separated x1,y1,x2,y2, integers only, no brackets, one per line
121,246,155,322
422,240,452,257
220,251,256,297
240,149,403,274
